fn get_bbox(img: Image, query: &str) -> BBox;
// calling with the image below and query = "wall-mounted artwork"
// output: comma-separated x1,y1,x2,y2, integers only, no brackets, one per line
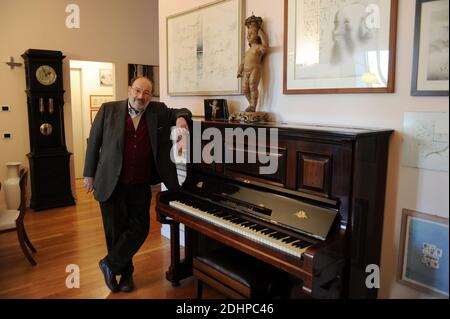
283,0,398,94
401,112,449,172
90,95,113,109
128,64,160,97
99,68,113,86
90,109,99,125
167,0,244,96
411,0,449,96
398,209,449,298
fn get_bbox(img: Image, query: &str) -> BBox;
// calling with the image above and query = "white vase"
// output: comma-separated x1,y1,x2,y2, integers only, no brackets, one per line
4,162,22,210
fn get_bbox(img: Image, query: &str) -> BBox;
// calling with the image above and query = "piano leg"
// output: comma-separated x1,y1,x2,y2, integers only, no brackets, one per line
165,222,194,287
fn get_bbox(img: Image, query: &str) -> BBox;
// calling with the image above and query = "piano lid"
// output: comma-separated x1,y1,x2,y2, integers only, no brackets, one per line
181,172,339,241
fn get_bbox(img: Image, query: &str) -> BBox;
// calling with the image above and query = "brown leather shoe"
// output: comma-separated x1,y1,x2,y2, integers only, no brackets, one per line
119,272,134,292
99,259,119,293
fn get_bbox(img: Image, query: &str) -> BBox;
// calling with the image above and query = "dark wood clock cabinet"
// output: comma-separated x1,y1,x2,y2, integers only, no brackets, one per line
22,49,75,211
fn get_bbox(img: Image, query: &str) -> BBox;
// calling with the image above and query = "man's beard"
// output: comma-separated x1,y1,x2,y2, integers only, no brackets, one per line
128,97,150,111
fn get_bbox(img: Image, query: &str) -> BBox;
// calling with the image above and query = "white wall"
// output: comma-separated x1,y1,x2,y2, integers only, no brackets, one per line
70,60,114,179
159,0,449,298
0,0,159,204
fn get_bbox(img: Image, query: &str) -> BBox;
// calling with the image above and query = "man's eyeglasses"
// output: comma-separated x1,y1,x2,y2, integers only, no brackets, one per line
131,86,152,98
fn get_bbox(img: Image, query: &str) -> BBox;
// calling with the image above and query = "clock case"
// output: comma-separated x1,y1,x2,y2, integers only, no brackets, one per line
22,49,75,211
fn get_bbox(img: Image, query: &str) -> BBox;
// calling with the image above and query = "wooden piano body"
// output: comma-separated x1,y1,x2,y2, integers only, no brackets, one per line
157,120,392,299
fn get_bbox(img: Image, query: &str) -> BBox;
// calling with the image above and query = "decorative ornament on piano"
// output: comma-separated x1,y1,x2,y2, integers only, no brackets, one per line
295,210,308,219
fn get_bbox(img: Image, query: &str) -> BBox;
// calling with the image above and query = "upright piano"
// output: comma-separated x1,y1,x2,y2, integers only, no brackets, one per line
157,120,393,299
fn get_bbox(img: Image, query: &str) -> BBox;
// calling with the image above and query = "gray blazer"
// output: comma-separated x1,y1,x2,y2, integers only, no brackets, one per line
83,100,192,202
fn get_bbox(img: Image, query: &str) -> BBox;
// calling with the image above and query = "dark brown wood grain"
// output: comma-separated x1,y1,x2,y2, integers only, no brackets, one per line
157,120,393,298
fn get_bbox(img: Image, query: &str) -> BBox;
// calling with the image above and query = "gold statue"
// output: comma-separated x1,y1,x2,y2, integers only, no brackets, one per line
237,14,268,113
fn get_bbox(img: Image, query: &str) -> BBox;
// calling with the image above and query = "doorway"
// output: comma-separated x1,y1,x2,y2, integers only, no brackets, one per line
69,60,115,179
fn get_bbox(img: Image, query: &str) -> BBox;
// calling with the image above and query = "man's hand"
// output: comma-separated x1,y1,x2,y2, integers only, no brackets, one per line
84,177,94,193
175,117,189,153
176,117,189,131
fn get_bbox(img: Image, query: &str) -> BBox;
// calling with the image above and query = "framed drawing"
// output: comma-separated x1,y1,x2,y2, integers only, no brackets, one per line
89,95,113,109
167,0,244,96
99,68,113,86
398,209,449,298
128,64,160,97
411,0,449,96
283,0,398,94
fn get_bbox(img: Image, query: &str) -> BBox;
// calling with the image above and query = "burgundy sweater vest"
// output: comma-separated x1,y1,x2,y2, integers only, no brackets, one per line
119,113,154,185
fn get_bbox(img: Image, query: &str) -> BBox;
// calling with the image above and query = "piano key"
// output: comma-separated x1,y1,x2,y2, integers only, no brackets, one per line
282,237,298,244
262,229,277,235
251,225,266,231
169,200,312,258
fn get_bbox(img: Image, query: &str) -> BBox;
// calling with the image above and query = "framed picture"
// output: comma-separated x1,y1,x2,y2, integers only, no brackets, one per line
398,209,449,298
89,95,114,109
204,99,229,120
411,0,449,96
283,0,398,94
90,109,99,124
167,0,244,96
128,64,160,97
99,68,113,86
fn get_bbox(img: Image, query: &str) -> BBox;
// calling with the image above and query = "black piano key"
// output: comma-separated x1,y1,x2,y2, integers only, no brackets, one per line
240,221,253,227
222,215,237,221
269,232,282,238
213,212,227,217
262,229,277,235
282,237,298,244
251,225,265,231
293,240,310,248
298,241,310,248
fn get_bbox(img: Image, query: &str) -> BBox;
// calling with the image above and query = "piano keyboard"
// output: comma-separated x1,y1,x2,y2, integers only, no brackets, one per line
169,200,312,258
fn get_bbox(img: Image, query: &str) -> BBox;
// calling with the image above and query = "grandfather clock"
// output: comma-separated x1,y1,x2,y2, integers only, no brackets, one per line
22,49,75,211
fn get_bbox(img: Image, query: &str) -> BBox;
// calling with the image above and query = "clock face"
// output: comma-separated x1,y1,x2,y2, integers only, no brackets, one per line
35,65,57,86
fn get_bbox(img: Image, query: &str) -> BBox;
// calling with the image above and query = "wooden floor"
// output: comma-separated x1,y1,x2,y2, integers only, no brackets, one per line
0,180,222,299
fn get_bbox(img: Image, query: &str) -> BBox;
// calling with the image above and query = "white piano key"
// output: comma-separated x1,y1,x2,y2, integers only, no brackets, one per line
169,200,311,258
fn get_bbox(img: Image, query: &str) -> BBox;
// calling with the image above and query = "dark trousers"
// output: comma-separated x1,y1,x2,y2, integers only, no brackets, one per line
99,183,151,275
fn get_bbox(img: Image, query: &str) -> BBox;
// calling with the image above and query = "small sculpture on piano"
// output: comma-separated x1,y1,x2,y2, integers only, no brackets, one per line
230,14,270,123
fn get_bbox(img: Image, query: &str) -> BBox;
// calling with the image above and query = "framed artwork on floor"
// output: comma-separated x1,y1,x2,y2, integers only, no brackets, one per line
398,209,449,298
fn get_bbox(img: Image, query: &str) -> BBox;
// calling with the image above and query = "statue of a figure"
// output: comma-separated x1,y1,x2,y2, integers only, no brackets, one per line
237,15,268,113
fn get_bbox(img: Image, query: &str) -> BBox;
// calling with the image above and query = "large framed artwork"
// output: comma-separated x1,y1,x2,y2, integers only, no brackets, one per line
167,0,244,96
283,0,398,94
411,0,449,96
398,209,449,298
128,64,160,97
